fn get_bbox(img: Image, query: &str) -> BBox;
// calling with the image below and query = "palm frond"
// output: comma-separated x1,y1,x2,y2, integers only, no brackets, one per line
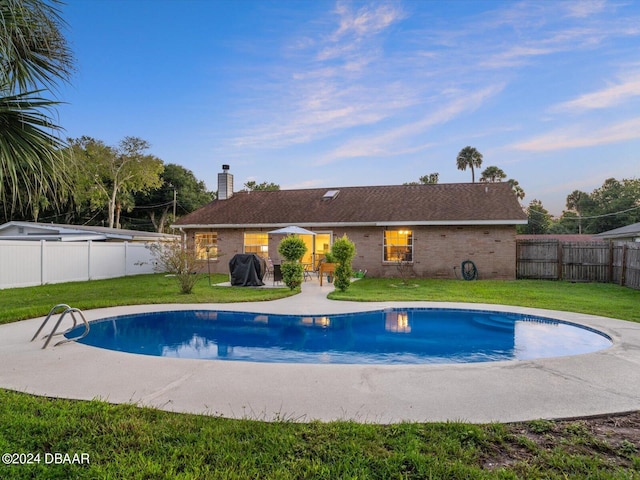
0,0,74,93
0,88,68,215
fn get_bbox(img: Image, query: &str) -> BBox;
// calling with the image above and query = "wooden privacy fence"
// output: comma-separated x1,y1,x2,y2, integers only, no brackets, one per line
516,239,640,289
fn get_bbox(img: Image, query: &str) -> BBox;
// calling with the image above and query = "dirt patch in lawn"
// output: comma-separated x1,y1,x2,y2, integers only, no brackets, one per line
483,411,640,470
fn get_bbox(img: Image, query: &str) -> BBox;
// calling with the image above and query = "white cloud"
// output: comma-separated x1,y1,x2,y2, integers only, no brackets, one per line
332,1,404,40
229,1,411,150
510,116,640,151
317,84,505,164
553,75,640,111
564,0,607,18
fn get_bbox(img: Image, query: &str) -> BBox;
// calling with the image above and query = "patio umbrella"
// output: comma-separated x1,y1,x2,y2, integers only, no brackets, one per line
268,226,316,235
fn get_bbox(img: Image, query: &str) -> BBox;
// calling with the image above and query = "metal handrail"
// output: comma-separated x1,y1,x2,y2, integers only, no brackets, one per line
32,304,90,349
31,304,73,342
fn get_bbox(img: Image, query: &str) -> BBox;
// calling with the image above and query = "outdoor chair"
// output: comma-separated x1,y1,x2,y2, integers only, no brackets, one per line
272,264,283,285
265,258,274,280
303,263,313,281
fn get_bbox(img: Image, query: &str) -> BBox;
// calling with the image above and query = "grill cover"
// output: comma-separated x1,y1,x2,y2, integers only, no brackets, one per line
229,254,266,286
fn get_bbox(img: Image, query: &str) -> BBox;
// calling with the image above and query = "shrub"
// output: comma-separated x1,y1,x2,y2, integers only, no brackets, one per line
323,251,337,263
280,262,304,291
331,235,356,292
278,235,307,262
278,235,308,290
149,241,201,294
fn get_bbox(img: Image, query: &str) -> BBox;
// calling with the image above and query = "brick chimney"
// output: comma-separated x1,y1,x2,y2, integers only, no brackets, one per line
217,164,233,200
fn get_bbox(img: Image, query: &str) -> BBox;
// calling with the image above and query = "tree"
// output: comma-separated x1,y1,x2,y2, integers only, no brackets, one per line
549,211,580,234
404,172,439,185
480,166,506,183
65,137,114,220
68,136,164,228
585,178,640,233
0,0,75,220
243,180,280,191
508,179,525,201
456,146,483,183
520,199,551,234
131,164,214,232
565,190,590,234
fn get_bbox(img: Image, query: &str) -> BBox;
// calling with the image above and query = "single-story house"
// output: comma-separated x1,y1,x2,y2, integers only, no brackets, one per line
173,167,527,279
593,222,640,243
0,221,178,242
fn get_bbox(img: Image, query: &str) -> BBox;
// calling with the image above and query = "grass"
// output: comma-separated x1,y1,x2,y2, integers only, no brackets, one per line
1,275,639,478
0,273,294,325
329,278,640,323
0,389,638,479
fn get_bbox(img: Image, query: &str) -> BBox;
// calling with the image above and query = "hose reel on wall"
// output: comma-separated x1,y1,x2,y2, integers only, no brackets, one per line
461,260,478,281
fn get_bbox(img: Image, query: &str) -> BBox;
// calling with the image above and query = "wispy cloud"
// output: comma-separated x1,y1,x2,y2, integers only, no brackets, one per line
565,0,607,18
477,1,633,68
552,74,640,111
227,0,640,168
317,84,505,164
332,1,402,39
510,116,640,151
230,1,407,149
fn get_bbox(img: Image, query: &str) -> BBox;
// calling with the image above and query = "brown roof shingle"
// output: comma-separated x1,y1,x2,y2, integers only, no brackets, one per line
174,182,527,227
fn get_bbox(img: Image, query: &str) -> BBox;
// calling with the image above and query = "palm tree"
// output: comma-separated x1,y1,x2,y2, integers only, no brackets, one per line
480,166,506,183
0,0,74,220
508,179,525,201
456,146,483,183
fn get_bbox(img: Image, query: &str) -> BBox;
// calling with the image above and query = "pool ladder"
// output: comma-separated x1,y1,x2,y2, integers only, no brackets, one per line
31,304,90,349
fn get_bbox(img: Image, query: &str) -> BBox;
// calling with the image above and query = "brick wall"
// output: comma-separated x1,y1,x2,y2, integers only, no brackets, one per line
188,225,518,279
338,225,517,279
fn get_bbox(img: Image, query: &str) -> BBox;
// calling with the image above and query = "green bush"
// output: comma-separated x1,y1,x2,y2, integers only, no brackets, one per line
323,251,337,263
149,242,201,294
280,262,304,291
278,235,307,262
331,235,356,292
278,235,308,290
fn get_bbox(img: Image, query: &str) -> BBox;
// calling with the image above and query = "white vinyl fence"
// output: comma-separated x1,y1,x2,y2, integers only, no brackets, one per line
0,241,160,289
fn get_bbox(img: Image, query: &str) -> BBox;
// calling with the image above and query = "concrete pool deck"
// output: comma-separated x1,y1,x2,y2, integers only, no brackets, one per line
2,278,640,424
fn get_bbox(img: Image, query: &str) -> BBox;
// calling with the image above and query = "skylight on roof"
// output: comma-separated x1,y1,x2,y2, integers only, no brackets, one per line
323,189,340,200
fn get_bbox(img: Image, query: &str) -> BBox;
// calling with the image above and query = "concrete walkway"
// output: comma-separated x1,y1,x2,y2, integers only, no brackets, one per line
2,278,640,424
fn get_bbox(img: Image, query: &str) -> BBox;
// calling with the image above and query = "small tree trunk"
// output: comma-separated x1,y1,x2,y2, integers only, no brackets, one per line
115,201,122,229
108,183,118,229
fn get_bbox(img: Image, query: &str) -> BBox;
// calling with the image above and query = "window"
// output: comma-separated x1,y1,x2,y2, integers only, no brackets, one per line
383,230,413,262
195,233,218,260
244,232,269,258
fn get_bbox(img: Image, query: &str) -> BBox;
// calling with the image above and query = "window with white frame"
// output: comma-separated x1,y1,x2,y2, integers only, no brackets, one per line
383,230,413,262
195,232,218,260
243,232,269,258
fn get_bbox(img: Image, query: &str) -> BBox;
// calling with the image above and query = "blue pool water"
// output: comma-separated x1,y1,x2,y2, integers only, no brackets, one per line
67,308,612,364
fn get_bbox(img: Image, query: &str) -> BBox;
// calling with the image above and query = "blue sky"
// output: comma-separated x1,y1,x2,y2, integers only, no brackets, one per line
58,0,640,216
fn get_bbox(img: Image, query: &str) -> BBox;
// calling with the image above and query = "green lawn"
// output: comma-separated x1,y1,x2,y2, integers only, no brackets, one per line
330,278,640,323
1,275,639,478
0,273,295,325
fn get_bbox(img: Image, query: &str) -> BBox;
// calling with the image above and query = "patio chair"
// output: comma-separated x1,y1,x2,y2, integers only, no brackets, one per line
265,257,274,280
303,263,313,281
272,263,283,285
314,255,326,278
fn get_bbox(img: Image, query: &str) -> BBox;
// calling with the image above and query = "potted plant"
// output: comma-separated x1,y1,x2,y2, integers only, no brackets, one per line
319,251,337,285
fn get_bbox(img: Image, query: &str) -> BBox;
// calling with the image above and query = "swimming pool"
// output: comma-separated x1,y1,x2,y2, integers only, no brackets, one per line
67,308,612,364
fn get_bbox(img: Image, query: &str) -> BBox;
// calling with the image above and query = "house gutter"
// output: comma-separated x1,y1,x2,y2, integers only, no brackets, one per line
173,219,528,229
